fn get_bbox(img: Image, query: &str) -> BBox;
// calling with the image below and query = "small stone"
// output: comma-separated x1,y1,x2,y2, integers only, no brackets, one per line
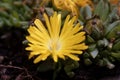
0,56,4,63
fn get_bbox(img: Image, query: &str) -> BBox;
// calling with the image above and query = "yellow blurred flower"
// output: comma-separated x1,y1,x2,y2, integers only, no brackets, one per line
53,0,78,16
26,12,88,63
73,0,93,7
52,0,93,16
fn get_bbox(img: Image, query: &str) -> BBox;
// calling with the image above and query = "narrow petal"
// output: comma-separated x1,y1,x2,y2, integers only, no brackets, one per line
63,43,88,50
60,16,77,40
28,26,50,40
29,54,34,59
50,12,61,38
60,15,70,37
62,50,83,54
26,36,47,47
41,53,51,61
64,53,80,61
34,19,47,34
41,51,51,60
52,53,58,62
43,13,52,37
57,52,65,60
72,25,83,34
34,55,43,63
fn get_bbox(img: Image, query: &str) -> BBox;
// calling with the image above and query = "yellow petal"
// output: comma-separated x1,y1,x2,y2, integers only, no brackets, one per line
72,25,83,34
43,13,53,37
34,55,43,63
50,12,61,38
60,16,77,40
34,19,47,33
28,26,50,40
29,54,34,59
62,50,83,54
26,36,47,47
65,53,80,61
63,43,88,50
52,53,58,62
57,52,65,60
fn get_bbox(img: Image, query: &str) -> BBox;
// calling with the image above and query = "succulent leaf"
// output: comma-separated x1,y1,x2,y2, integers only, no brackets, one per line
90,48,98,58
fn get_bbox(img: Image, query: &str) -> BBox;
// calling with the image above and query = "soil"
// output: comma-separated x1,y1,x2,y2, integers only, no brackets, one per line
0,27,120,80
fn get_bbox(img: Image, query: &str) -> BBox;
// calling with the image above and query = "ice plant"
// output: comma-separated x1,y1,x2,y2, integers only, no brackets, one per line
81,0,120,68
26,12,88,63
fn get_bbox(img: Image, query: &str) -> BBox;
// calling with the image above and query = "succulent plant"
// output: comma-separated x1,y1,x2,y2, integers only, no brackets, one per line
1,0,120,79
79,0,120,69
25,0,120,78
0,0,37,28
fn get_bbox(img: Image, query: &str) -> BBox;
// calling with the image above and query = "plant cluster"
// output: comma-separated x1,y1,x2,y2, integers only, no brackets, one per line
0,0,120,80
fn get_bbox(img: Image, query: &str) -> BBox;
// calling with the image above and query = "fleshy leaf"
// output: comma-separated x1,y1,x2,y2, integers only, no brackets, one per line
90,48,98,58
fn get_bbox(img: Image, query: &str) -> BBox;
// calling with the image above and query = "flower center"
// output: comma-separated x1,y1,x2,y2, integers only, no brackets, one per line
48,39,61,53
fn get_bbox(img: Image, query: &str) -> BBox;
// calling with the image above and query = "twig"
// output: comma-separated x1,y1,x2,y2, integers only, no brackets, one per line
0,64,34,79
0,64,24,70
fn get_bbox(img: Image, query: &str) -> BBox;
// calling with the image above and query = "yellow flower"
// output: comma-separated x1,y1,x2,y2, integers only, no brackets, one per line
26,12,88,63
52,0,93,16
53,0,78,16
73,0,93,7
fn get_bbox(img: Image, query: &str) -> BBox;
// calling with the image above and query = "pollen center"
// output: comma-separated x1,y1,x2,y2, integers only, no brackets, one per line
48,39,61,53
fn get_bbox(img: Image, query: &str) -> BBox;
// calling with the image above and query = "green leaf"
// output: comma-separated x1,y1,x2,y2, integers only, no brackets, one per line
20,21,29,29
84,58,92,66
100,50,110,57
64,60,79,78
10,16,20,27
111,52,120,61
2,0,14,3
0,11,9,18
84,5,92,19
2,17,12,26
94,0,104,16
88,44,96,52
97,59,106,67
106,25,120,39
37,60,55,72
104,7,119,26
83,52,90,58
61,10,70,19
97,38,109,47
12,11,19,19
112,40,120,51
0,3,12,10
45,7,54,16
105,21,120,35
91,25,102,39
101,2,109,21
108,8,118,19
90,48,98,58
94,0,110,21
103,58,115,69
86,35,95,43
80,5,92,19
0,18,4,27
